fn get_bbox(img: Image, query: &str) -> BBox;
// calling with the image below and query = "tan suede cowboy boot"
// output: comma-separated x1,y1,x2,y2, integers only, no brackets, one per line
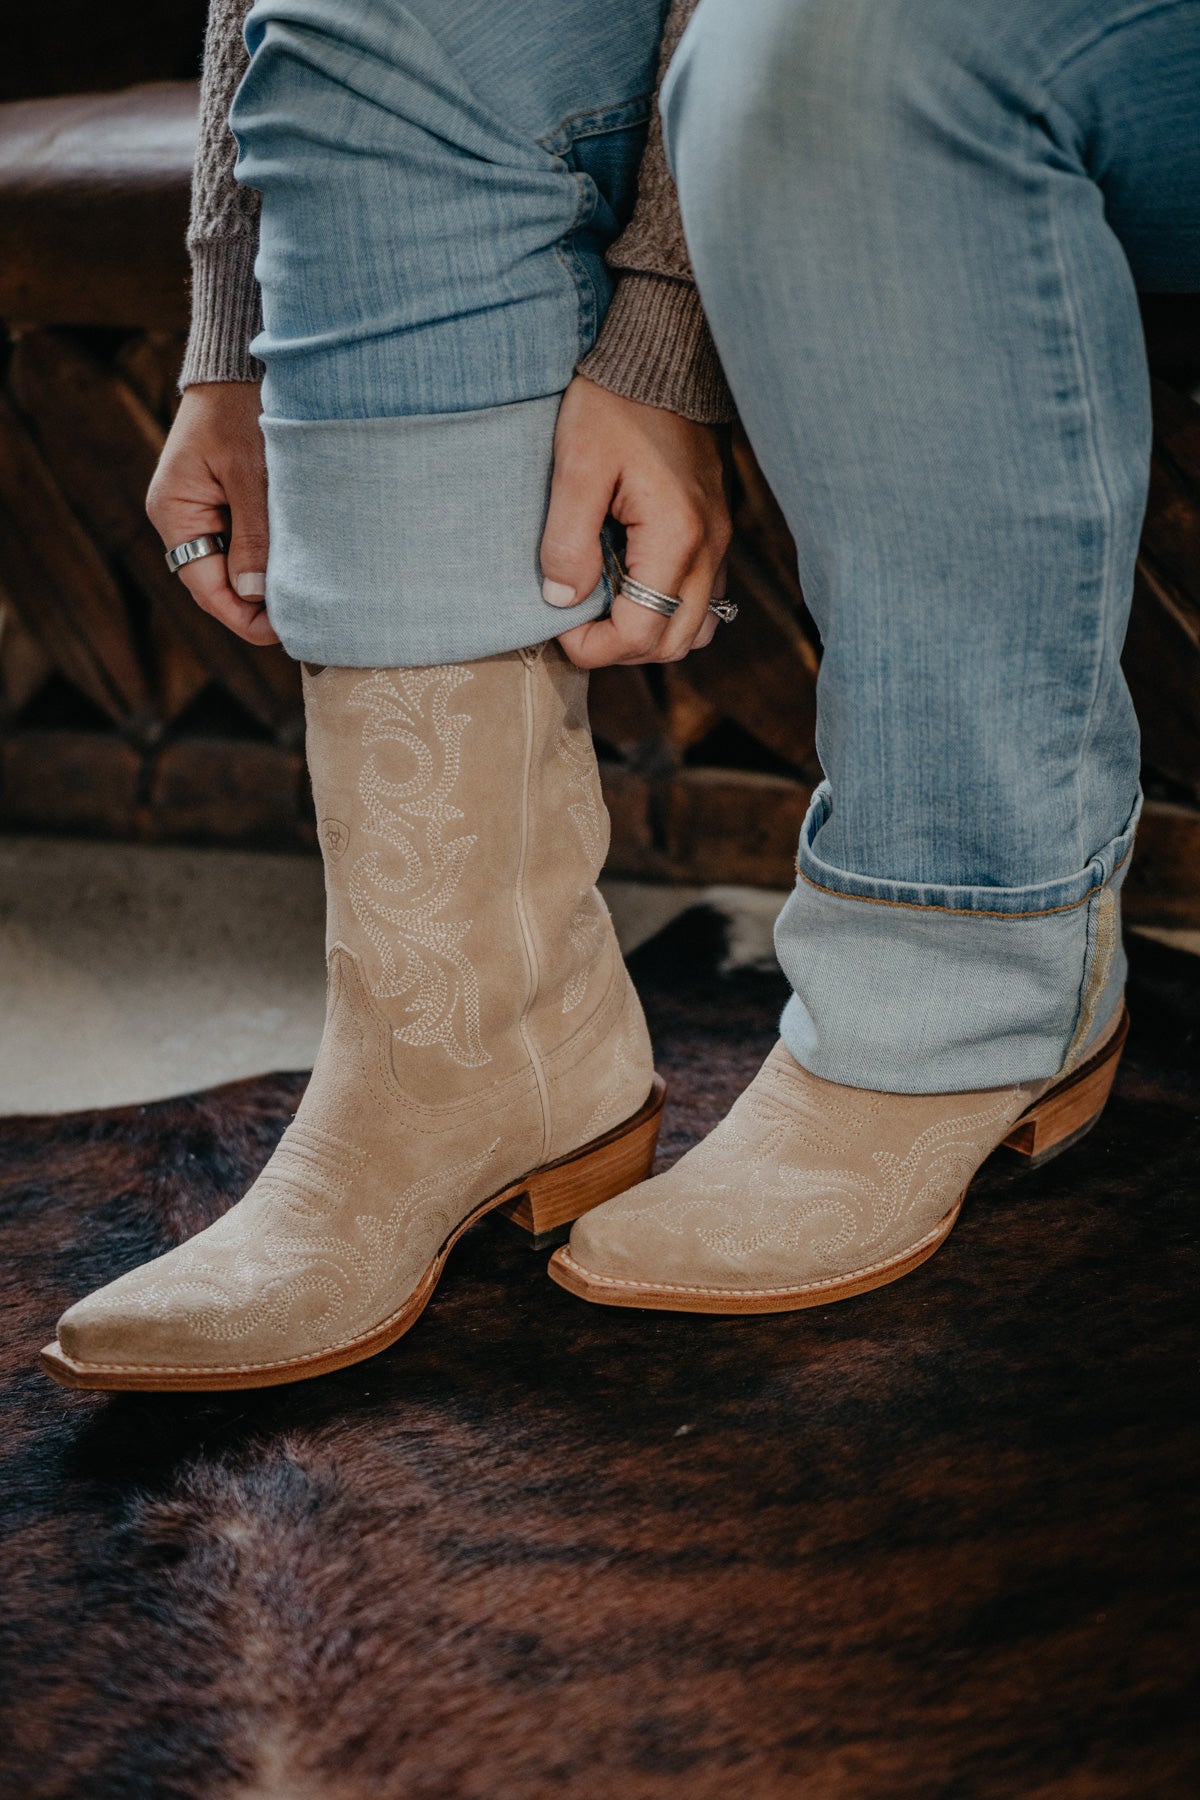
43,644,661,1390
549,1004,1127,1314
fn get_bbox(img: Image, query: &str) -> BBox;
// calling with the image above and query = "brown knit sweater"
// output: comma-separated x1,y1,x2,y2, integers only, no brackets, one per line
180,0,734,423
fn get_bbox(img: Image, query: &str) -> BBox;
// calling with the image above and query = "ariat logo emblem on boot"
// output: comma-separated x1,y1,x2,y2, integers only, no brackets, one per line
322,818,351,860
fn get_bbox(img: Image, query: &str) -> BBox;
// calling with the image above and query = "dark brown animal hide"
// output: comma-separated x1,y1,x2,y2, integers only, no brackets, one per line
0,915,1197,1800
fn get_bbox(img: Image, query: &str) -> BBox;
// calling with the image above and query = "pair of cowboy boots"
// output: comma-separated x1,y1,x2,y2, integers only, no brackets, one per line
42,646,1126,1391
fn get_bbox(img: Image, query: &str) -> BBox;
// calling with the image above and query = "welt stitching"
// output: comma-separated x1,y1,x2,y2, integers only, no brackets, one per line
62,1217,947,1371
1040,0,1197,86
535,92,653,154
553,168,596,363
556,1217,956,1299
1031,91,1116,872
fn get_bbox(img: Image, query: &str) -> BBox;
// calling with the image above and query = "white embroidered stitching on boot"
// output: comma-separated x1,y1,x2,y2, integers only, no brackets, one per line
101,1139,501,1350
575,1002,639,1145
346,667,489,1069
562,891,609,1014
694,1094,1019,1273
598,1046,1025,1281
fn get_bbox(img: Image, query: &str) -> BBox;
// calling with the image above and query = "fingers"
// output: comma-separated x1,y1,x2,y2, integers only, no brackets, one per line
712,556,728,601
223,421,271,604
217,432,276,642
557,594,728,668
556,591,675,670
693,613,719,650
545,373,733,670
146,383,278,647
177,556,280,646
540,434,610,611
566,515,727,669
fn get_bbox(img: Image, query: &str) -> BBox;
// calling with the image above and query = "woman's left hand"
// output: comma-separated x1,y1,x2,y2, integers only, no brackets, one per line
539,375,732,669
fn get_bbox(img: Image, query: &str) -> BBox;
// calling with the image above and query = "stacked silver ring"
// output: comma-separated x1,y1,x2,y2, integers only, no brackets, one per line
619,575,682,619
620,578,739,625
601,531,738,626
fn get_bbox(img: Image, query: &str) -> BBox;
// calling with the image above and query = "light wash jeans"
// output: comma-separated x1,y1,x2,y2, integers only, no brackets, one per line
231,0,1200,1093
662,0,1200,1090
232,0,667,663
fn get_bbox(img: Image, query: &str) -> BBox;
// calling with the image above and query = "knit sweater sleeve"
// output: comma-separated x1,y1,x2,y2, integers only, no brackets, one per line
178,0,262,388
577,0,735,424
179,0,733,420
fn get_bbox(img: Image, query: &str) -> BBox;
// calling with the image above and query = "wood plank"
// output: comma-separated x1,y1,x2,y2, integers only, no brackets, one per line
688,428,822,772
662,766,810,888
599,763,809,888
150,739,312,848
114,331,187,426
685,530,819,771
0,584,53,718
9,331,303,739
147,605,210,722
0,730,142,836
1124,798,1200,929
588,666,664,763
1125,565,1200,803
598,762,659,871
1137,380,1200,645
663,666,721,754
0,391,149,728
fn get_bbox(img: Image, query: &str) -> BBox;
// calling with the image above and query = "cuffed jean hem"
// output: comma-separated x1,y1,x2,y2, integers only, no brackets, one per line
775,782,1141,1094
259,396,609,667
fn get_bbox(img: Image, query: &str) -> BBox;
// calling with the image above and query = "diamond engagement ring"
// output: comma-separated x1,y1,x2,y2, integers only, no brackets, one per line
708,598,739,623
164,533,228,574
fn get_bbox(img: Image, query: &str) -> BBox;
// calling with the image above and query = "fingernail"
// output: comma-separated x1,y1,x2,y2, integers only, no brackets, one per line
235,571,267,598
541,579,576,608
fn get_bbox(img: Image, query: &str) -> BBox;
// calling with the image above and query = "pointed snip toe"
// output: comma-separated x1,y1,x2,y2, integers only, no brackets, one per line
39,1076,665,1392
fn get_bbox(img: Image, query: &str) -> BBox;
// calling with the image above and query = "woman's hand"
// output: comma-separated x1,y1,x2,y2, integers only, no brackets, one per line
146,381,278,646
540,375,731,668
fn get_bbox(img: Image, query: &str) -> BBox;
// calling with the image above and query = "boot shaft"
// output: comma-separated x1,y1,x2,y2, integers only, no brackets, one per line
301,644,627,1112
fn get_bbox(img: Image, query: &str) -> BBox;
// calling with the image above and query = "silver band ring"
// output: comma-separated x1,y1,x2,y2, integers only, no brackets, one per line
619,575,682,619
164,532,228,575
708,598,739,624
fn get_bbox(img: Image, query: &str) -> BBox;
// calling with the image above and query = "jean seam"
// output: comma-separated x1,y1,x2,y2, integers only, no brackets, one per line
535,92,653,156
539,95,651,363
1061,885,1120,1073
796,839,1133,920
553,168,599,363
1026,109,1122,877
1038,0,1199,87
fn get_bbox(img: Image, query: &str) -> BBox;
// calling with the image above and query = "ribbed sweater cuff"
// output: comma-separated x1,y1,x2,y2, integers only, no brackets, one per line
578,275,735,424
178,237,264,390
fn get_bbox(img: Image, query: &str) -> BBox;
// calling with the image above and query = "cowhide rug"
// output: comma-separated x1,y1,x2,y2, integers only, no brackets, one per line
0,914,1196,1800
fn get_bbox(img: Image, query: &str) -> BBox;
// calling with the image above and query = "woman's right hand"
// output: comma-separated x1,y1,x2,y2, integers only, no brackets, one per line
146,381,279,646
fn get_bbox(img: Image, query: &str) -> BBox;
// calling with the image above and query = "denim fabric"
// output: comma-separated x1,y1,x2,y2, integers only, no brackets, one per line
664,0,1200,1089
230,0,665,665
776,783,1139,1091
258,398,591,664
